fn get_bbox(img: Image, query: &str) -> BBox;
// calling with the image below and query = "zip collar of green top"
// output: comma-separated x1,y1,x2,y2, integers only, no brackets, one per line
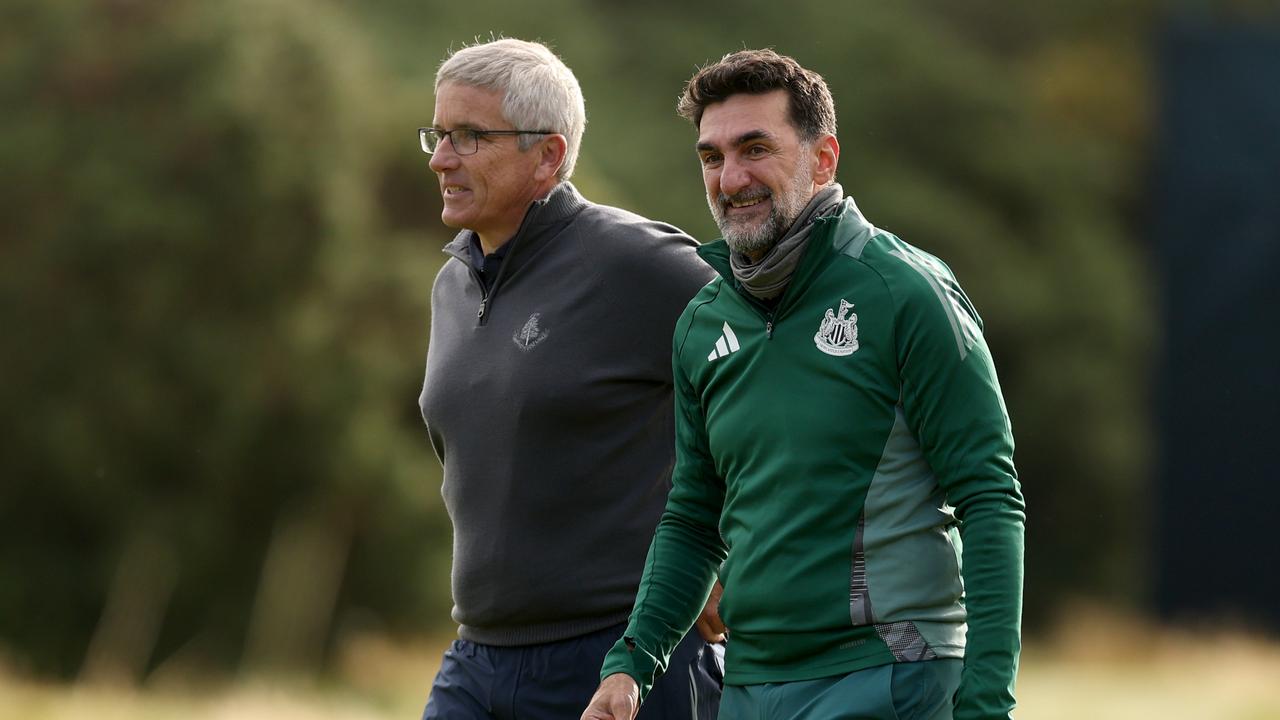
696,196,876,305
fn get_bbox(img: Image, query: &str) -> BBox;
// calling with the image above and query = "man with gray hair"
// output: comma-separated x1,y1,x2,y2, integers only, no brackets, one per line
417,38,722,719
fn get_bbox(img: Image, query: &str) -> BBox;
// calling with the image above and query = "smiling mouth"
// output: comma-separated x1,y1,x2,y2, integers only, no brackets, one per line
442,184,468,196
722,189,770,213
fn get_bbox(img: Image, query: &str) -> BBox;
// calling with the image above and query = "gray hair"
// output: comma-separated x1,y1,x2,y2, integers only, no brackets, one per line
436,38,586,181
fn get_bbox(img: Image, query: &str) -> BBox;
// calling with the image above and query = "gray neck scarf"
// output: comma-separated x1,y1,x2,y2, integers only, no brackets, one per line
730,184,845,300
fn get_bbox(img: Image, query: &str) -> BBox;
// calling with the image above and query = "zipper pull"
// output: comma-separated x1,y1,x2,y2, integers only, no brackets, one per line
477,299,488,320
766,320,774,338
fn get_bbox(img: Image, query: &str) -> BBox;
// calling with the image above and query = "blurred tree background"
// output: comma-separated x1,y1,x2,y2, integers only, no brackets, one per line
4,0,1267,684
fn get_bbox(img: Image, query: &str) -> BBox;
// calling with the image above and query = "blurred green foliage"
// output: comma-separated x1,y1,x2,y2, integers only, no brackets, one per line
1,0,450,678
2,0,1166,680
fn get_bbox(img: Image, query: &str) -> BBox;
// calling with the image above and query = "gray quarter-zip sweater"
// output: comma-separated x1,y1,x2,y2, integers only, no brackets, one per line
419,182,715,646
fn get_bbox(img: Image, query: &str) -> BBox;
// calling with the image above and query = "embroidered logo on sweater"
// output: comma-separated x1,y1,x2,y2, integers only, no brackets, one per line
513,313,549,351
707,322,740,362
814,299,859,356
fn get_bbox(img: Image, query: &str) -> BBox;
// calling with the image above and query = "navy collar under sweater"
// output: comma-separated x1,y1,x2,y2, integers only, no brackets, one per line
467,235,509,291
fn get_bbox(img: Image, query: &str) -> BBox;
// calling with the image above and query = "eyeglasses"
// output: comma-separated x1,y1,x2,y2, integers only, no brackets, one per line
418,127,555,156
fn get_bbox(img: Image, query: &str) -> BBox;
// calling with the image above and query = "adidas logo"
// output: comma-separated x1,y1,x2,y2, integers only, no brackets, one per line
707,322,741,362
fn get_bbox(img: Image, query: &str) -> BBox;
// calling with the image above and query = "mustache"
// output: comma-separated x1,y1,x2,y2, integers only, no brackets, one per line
717,187,772,210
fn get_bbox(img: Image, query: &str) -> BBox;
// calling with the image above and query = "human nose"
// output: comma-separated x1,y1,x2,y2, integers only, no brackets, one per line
428,138,459,172
719,155,751,196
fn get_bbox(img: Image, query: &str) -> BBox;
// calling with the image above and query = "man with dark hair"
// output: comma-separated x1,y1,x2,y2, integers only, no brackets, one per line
418,38,722,719
582,49,1025,720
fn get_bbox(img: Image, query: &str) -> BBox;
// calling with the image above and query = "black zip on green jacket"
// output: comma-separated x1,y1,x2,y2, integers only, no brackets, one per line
601,198,1025,720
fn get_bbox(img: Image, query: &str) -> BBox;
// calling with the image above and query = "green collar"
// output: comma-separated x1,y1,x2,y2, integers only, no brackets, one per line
695,198,865,312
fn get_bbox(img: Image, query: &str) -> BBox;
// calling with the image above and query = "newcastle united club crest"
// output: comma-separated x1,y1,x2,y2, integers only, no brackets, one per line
814,299,859,356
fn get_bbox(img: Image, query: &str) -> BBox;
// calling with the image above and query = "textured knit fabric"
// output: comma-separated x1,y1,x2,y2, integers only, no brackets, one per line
600,197,1025,719
420,182,716,647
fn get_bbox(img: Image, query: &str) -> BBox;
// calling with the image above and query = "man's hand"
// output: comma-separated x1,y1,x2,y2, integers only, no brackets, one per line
694,580,727,643
581,673,640,720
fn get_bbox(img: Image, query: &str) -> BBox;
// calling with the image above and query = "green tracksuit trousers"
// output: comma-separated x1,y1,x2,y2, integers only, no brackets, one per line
719,659,962,720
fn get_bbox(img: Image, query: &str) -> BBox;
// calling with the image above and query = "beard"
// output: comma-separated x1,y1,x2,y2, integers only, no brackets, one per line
710,163,814,257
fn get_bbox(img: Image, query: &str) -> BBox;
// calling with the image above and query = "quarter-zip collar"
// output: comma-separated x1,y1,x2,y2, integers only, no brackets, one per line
697,196,874,324
442,181,589,268
441,182,589,324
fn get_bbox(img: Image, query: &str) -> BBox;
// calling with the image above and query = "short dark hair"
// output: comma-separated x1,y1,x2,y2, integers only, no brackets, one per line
677,49,836,142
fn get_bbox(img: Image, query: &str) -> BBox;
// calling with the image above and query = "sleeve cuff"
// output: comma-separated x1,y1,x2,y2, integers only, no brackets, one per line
600,634,662,701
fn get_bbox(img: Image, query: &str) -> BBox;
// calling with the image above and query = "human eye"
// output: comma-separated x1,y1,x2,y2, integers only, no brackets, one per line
745,143,770,157
699,151,723,167
454,129,480,144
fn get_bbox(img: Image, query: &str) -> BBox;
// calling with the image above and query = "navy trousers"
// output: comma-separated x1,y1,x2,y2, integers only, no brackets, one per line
423,623,722,719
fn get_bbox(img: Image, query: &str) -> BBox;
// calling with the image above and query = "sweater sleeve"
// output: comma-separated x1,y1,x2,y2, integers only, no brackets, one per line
889,250,1025,720
587,216,716,382
599,347,728,699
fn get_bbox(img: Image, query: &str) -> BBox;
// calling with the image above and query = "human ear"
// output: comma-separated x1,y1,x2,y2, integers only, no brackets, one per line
812,134,840,185
534,134,568,183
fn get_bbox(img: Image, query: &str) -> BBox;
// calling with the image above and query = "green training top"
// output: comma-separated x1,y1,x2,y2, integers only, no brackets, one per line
601,198,1025,720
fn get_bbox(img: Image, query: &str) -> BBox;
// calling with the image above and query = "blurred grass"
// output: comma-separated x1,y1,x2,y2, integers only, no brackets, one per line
4,610,1280,719
1019,606,1280,720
